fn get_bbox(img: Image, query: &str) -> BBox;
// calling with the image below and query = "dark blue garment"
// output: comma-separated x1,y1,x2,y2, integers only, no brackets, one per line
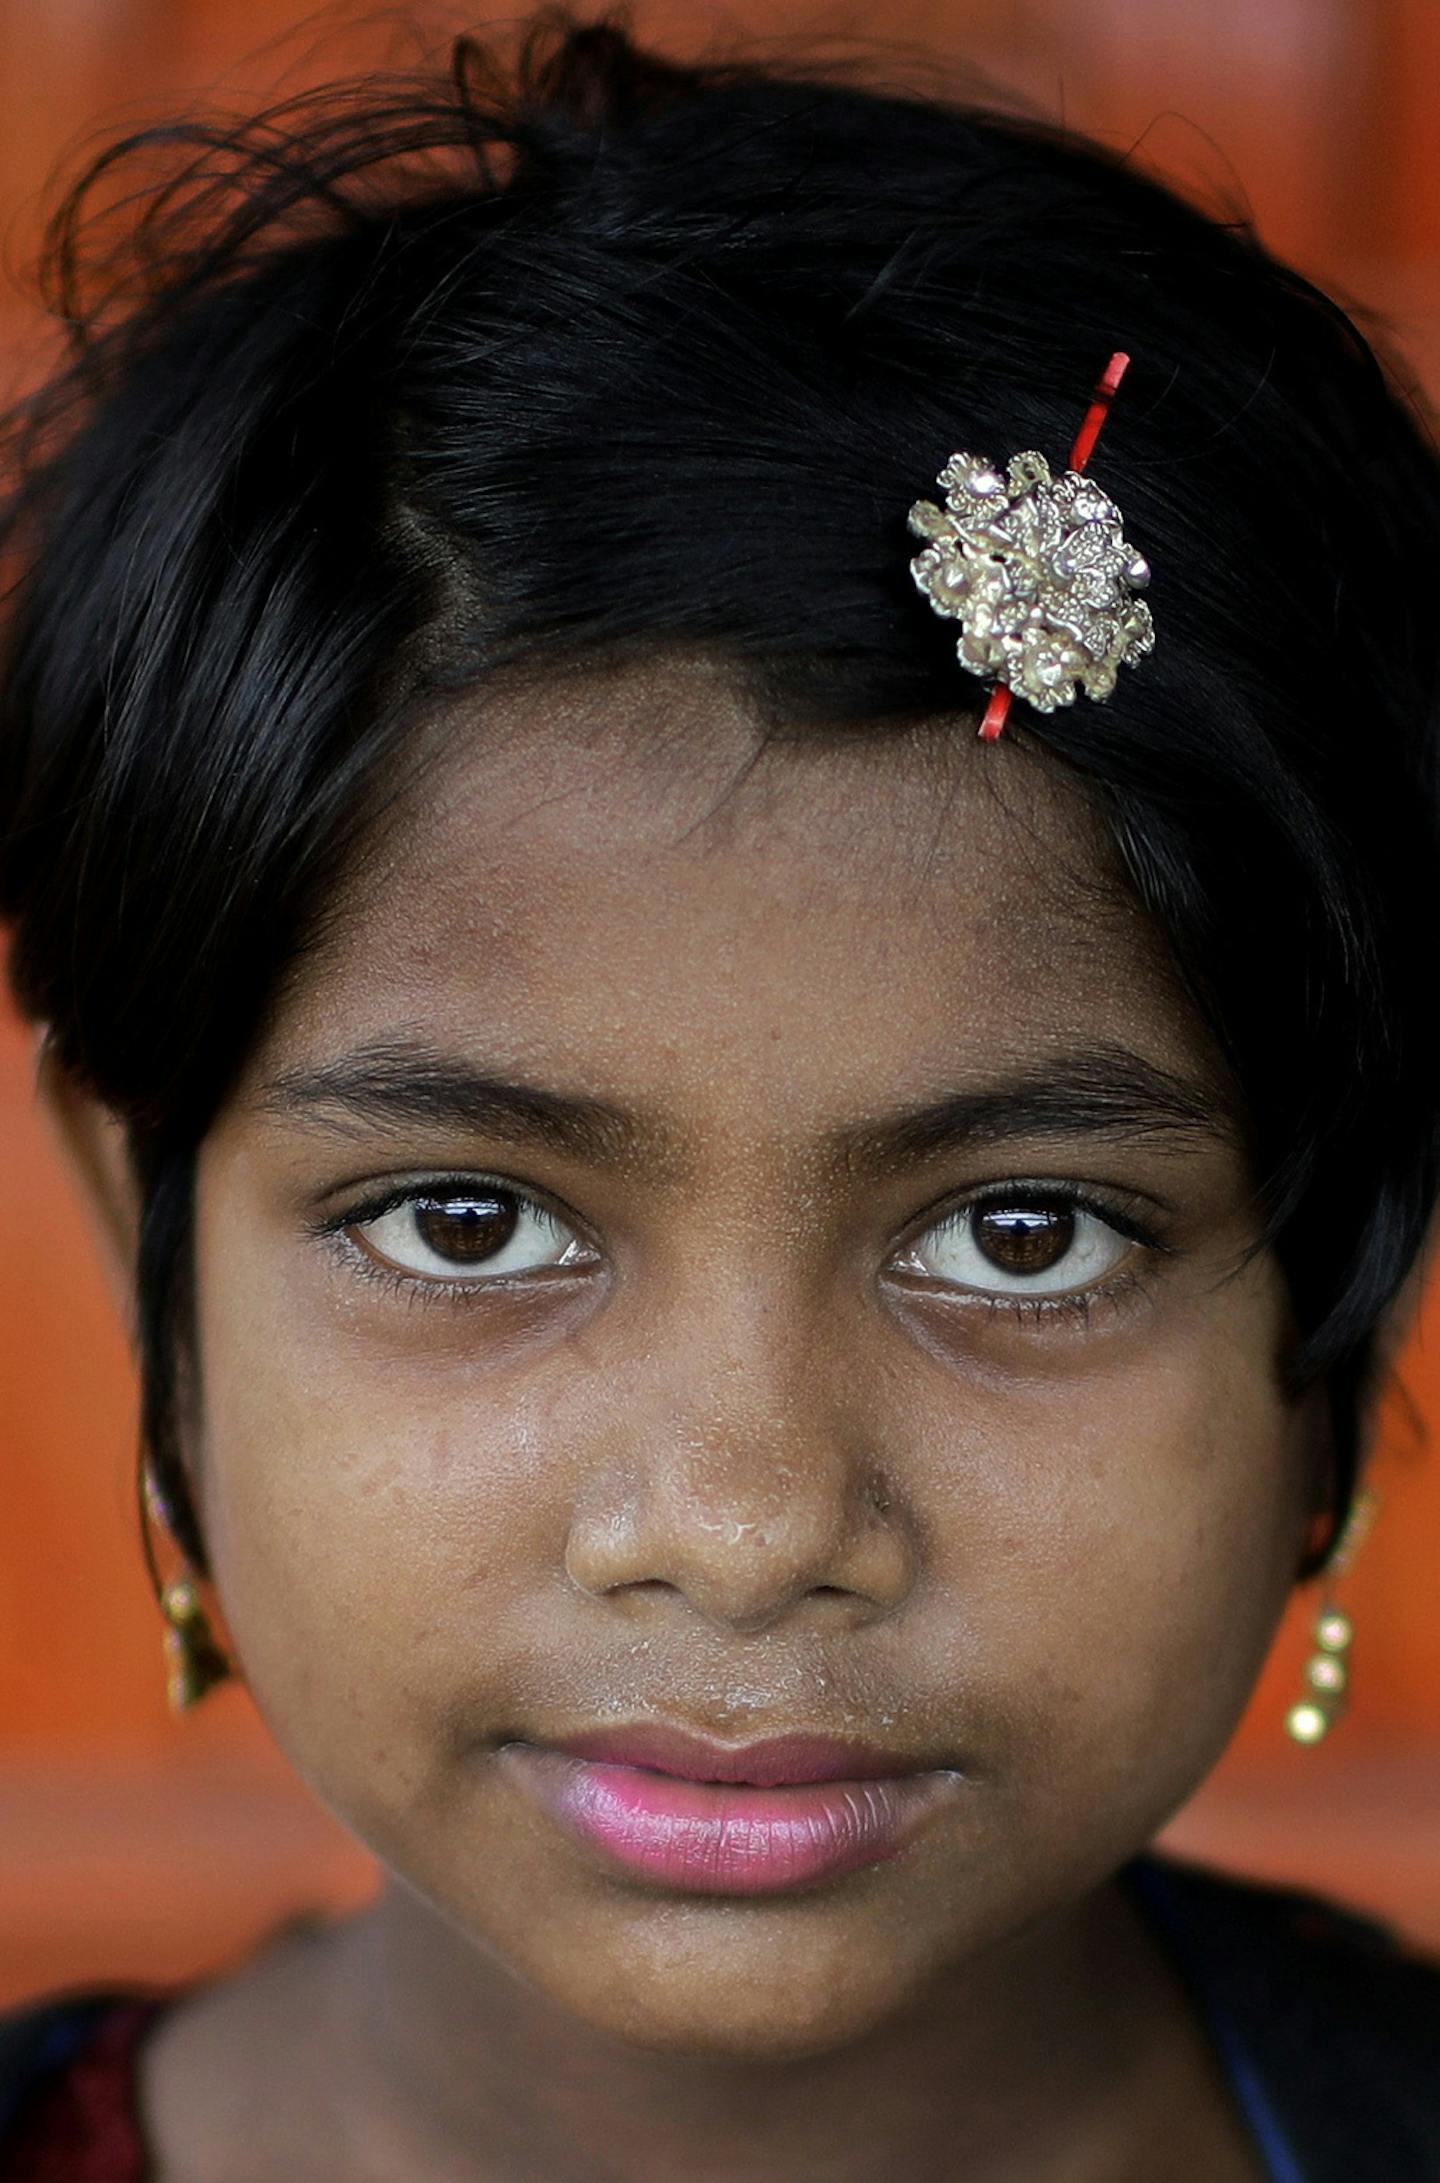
1,1856,1437,2178
1121,1856,1440,2182
1126,1858,1311,2181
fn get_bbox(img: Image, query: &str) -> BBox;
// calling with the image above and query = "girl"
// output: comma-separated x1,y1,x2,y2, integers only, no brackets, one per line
1,12,1437,2178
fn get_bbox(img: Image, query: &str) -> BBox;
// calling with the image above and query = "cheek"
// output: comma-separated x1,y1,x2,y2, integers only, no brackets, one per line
187,1216,582,1814
902,1302,1308,1835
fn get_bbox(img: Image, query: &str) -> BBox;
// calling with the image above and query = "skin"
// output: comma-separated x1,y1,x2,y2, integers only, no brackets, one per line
48,650,1322,2182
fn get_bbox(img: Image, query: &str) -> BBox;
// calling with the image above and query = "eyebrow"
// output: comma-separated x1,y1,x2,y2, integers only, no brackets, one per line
253,1036,1236,1178
256,1041,642,1166
836,1046,1236,1175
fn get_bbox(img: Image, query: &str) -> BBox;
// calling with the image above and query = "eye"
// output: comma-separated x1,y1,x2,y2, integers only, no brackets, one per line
347,1181,589,1283
900,1193,1136,1297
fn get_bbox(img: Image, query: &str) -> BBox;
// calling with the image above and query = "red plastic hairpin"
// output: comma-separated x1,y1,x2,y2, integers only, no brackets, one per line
977,350,1131,741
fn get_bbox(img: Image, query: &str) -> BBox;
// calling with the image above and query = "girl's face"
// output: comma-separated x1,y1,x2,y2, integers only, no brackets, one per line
190,654,1313,2057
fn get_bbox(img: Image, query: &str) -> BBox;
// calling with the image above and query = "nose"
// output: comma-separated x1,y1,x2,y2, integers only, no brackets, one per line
563,1304,915,1634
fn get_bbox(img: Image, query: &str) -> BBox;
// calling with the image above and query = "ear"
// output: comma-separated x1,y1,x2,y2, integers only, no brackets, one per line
34,1034,140,1326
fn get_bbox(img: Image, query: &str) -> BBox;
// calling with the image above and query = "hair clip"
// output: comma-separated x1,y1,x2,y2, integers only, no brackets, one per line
908,352,1154,739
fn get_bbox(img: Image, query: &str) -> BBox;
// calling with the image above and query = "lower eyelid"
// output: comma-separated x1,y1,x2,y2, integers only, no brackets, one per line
929,1266,1152,1344
968,1262,1152,1330
325,1231,537,1305
888,1210,1163,1320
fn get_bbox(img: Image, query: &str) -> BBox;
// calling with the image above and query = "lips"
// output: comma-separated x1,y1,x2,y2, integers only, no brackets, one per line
499,1725,960,1896
554,1724,921,1787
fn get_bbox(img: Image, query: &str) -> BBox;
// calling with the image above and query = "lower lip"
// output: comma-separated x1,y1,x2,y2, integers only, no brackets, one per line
502,1747,956,1895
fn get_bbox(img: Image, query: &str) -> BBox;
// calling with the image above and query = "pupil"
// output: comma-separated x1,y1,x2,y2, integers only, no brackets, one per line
973,1205,1074,1275
415,1195,517,1263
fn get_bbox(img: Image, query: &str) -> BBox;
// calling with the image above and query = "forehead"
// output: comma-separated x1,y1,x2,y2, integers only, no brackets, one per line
253,653,1216,1118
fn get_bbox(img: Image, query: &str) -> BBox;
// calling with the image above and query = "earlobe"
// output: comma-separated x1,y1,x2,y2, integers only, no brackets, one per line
33,1032,140,1321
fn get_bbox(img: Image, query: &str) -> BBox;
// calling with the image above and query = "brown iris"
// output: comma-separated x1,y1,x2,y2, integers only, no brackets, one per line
971,1204,1076,1276
413,1193,519,1265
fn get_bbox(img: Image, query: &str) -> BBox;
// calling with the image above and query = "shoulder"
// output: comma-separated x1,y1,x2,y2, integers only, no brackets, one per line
1133,1854,1440,2183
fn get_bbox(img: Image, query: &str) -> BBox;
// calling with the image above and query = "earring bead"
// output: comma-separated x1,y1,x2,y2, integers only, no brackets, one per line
1285,1701,1330,1747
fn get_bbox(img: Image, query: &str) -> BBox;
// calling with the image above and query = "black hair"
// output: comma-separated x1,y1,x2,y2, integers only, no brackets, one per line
1,8,1437,1579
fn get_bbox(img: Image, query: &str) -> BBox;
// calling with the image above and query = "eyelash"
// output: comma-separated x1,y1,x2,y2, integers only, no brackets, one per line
963,1262,1146,1333
310,1173,1172,1330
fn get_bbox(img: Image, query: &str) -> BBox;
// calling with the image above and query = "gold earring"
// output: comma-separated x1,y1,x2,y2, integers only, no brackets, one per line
1285,1486,1376,1746
144,1463,234,1713
159,1572,233,1713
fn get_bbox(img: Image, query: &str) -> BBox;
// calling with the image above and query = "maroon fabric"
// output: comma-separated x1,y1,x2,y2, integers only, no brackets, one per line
3,1998,172,2181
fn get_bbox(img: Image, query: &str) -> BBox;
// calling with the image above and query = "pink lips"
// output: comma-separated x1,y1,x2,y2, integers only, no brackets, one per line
502,1727,957,1896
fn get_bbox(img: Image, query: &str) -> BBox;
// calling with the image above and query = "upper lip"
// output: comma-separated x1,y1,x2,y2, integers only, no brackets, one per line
541,1724,937,1786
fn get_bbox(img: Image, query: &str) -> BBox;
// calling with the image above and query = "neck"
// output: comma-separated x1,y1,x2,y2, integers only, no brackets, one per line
305,1869,1191,2183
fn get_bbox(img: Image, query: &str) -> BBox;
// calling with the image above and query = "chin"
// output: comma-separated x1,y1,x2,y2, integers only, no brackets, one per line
565,1981,913,2063
526,1904,933,2062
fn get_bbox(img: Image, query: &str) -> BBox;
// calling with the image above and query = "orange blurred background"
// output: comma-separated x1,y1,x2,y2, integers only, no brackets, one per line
2,0,1439,2010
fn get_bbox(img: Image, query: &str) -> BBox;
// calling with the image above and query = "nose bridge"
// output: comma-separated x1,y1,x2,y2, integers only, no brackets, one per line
563,1270,913,1630
671,1348,831,1546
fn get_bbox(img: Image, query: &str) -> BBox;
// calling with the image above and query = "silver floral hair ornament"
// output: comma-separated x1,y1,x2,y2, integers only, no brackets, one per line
908,351,1154,740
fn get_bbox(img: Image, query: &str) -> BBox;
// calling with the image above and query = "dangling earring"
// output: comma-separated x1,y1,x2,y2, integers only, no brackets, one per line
158,1572,233,1713
143,1462,234,1713
1285,1486,1377,1746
